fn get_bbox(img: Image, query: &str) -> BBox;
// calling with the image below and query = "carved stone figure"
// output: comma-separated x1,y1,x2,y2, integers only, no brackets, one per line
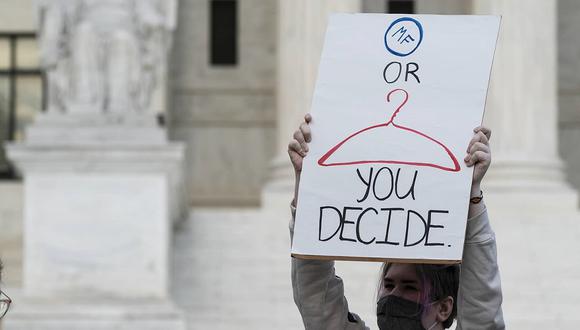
36,0,71,113
35,0,176,114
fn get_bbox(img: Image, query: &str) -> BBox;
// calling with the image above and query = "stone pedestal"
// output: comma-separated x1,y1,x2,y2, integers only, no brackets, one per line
473,0,578,213
20,113,189,224
5,114,187,330
262,0,361,208
3,294,185,330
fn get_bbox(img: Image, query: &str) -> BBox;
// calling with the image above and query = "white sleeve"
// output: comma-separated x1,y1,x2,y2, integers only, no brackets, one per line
456,209,505,330
290,204,369,330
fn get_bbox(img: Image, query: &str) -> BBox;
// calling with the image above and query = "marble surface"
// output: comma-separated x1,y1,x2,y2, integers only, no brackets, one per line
36,0,176,114
557,0,580,204
263,0,362,199
172,125,275,206
3,297,185,330
4,137,187,328
168,205,580,330
0,0,34,31
558,0,580,91
168,0,277,205
4,202,580,329
0,183,22,240
472,0,578,211
416,0,470,14
5,141,186,297
23,173,168,298
170,0,276,91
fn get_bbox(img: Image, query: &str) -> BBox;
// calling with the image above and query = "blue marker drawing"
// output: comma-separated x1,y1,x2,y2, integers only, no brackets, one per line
384,17,423,57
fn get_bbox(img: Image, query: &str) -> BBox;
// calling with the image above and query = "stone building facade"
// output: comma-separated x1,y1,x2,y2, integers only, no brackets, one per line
171,0,580,207
1,0,579,207
0,0,579,329
169,0,277,206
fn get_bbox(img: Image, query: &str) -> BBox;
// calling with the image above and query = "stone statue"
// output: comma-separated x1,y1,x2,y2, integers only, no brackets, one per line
35,0,176,114
36,0,72,113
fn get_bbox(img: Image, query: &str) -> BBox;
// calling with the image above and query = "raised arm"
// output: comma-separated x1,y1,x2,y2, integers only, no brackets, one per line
456,127,505,329
288,114,368,330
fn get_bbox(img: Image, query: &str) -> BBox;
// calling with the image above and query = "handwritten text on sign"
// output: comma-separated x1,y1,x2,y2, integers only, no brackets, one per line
292,14,500,262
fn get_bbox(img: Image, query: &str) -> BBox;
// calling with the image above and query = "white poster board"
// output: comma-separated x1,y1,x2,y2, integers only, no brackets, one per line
292,14,500,263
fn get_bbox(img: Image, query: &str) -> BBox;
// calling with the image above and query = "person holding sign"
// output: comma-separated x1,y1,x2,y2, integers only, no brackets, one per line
0,260,12,322
288,114,504,330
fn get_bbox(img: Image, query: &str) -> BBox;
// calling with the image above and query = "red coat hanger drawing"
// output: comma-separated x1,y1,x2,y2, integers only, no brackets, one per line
318,88,460,172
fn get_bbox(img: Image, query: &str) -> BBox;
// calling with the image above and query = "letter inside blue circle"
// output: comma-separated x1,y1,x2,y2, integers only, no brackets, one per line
384,17,424,57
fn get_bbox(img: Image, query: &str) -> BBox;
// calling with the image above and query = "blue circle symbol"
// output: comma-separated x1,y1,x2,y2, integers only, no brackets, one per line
384,17,423,57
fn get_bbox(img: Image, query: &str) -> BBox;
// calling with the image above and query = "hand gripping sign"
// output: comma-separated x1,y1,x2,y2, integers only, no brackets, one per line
292,14,500,263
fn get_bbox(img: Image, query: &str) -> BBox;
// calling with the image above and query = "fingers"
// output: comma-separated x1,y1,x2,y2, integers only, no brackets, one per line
293,129,308,153
467,130,489,154
468,141,490,156
299,121,312,143
288,138,306,157
288,114,313,158
465,127,491,167
464,141,490,165
464,150,491,167
473,126,491,141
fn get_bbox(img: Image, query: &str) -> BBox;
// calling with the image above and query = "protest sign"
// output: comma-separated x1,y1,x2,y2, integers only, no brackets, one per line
292,14,500,263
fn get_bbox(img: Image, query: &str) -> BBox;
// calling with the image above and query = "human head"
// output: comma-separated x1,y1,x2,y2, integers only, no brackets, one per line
0,258,11,320
377,262,459,329
0,260,10,319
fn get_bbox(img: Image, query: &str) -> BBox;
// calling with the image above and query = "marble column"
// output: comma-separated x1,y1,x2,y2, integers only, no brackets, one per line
471,3,580,328
472,0,578,212
262,0,361,207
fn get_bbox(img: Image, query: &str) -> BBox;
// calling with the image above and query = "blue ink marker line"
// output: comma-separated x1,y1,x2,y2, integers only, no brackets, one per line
384,17,424,57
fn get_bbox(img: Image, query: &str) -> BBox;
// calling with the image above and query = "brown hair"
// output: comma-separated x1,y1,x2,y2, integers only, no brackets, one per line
377,262,459,329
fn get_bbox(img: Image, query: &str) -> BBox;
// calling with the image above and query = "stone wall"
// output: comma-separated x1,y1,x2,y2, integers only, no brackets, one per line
558,0,580,201
363,0,470,16
169,0,277,206
0,0,578,210
0,0,32,289
0,0,35,31
416,0,470,14
0,0,37,172
0,182,23,287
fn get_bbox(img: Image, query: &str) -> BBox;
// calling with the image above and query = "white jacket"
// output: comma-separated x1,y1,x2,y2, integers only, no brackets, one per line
290,206,505,330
